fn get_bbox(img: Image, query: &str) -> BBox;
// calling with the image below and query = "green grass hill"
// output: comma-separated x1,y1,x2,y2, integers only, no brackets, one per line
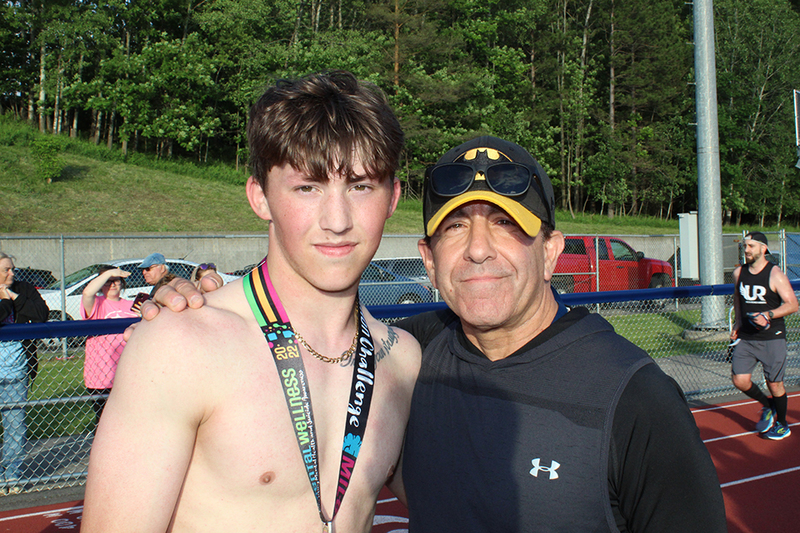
2,120,791,236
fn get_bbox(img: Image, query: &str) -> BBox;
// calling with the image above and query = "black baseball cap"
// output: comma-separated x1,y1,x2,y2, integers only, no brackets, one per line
744,231,770,253
423,136,556,237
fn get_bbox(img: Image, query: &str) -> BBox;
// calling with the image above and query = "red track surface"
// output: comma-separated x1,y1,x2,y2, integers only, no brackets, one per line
0,501,82,532
2,393,797,532
692,392,800,533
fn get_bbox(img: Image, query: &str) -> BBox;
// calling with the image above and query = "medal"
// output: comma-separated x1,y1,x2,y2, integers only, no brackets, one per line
244,263,375,533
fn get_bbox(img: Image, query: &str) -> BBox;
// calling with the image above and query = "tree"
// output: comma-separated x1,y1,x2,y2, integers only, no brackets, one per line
594,0,692,217
715,0,800,225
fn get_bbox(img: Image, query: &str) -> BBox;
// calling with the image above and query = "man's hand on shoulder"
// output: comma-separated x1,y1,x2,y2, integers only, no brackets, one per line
123,276,220,341
199,272,224,293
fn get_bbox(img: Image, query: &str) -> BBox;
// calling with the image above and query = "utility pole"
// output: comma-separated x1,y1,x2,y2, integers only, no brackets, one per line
694,0,726,328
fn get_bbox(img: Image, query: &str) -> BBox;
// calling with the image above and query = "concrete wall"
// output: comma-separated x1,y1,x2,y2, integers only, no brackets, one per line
0,233,425,276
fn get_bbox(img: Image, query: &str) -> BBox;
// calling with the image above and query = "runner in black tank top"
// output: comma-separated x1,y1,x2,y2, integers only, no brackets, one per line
731,232,798,440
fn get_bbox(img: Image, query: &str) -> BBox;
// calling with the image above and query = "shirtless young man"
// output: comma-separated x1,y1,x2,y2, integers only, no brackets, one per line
82,71,421,533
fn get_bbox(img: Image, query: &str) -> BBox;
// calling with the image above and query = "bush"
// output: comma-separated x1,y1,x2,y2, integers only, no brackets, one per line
0,114,37,146
30,137,64,183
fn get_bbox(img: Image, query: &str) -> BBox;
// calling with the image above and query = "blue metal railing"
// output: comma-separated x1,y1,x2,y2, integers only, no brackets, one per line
3,281,800,339
368,283,740,318
0,317,140,341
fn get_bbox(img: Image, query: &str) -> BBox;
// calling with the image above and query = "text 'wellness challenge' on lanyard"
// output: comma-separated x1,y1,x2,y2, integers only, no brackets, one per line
244,263,376,533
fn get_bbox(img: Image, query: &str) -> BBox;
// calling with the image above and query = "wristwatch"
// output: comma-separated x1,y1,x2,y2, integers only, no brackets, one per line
768,311,774,319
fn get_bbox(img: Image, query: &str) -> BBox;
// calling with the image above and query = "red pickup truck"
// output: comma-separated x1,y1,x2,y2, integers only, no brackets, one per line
553,236,673,293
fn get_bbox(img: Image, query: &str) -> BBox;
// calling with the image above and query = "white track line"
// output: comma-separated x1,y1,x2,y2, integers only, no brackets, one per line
694,392,800,443
691,391,800,414
692,397,800,489
0,505,83,522
721,466,800,488
703,421,800,443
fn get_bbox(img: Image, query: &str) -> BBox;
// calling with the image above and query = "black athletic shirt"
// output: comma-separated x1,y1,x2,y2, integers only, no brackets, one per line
395,307,727,532
737,262,786,340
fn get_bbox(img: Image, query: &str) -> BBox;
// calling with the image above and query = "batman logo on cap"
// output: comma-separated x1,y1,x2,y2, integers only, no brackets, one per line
423,136,555,238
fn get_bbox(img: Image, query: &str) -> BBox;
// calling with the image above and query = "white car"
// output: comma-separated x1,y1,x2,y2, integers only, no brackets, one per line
41,258,240,322
371,257,430,285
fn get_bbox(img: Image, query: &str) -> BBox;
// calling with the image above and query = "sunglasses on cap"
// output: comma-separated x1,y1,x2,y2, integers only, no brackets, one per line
198,263,216,270
428,162,541,198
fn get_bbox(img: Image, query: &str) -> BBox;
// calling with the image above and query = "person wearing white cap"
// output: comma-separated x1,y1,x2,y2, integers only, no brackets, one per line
731,231,798,440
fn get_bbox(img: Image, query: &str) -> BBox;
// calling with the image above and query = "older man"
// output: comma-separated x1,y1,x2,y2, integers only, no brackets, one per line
390,137,726,532
138,252,175,296
147,136,726,532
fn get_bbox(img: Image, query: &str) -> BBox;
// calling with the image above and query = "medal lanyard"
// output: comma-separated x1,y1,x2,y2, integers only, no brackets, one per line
244,263,376,531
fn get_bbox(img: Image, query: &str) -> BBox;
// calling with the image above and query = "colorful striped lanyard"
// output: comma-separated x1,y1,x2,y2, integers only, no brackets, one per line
243,262,376,533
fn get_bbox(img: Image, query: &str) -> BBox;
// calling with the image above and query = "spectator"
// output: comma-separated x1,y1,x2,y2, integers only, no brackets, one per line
81,266,138,423
190,262,223,292
0,255,48,383
0,252,47,490
138,253,175,297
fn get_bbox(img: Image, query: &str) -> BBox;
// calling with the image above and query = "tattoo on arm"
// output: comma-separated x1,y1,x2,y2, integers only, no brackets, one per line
339,326,400,367
375,327,400,363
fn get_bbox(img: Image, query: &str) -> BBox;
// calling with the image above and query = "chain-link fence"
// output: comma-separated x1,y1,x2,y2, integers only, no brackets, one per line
580,289,800,401
11,230,800,315
5,285,800,496
1,234,439,327
0,319,131,496
2,232,800,496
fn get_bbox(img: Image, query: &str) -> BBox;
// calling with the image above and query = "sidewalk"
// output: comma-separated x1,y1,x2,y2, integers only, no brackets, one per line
0,484,84,513
657,344,800,401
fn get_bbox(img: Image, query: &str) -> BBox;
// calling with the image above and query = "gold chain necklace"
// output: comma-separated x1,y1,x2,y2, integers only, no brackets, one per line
293,306,359,364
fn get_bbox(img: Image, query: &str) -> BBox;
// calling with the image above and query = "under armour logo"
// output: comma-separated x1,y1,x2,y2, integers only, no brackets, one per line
530,458,560,480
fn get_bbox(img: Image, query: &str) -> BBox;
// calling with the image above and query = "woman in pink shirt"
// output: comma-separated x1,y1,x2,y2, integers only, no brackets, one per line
81,266,138,423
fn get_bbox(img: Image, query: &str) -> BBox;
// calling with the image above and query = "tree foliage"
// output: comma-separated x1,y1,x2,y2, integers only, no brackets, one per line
2,0,799,225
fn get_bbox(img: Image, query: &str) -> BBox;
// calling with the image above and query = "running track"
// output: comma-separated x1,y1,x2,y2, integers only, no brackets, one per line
692,391,800,533
2,394,797,532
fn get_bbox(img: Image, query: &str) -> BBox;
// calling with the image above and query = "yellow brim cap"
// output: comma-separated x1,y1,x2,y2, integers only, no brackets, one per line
425,190,542,237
